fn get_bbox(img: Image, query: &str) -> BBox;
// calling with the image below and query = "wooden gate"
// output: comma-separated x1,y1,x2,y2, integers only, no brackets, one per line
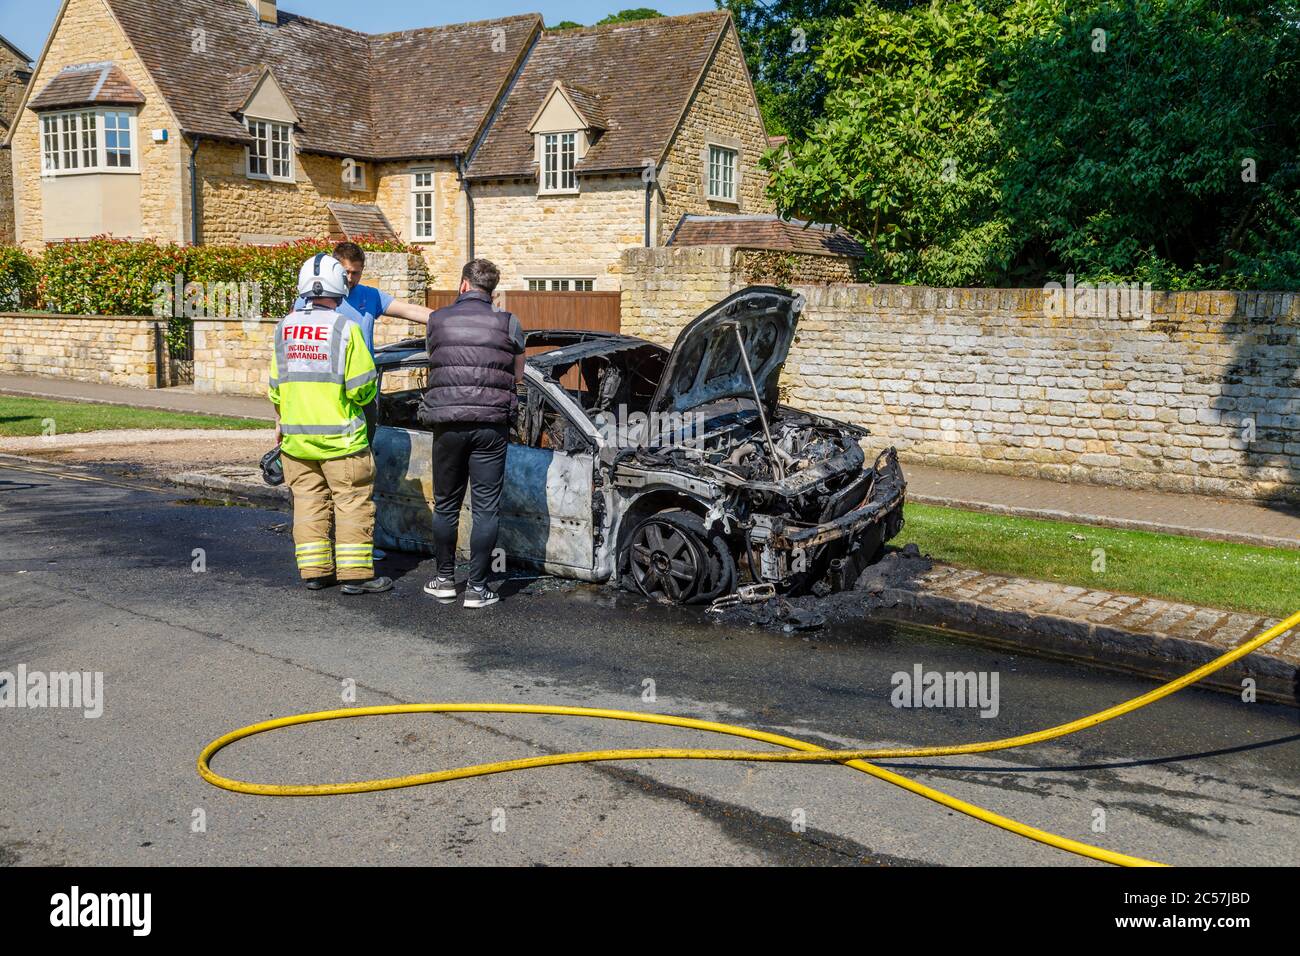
424,290,622,386
428,289,620,331
498,290,621,334
425,289,459,310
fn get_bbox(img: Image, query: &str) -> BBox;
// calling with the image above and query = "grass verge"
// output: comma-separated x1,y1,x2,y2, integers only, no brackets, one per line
0,395,267,437
903,502,1300,619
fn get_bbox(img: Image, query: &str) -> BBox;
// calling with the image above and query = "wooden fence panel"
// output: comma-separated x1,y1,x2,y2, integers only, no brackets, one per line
499,291,621,333
425,289,460,310
426,290,621,334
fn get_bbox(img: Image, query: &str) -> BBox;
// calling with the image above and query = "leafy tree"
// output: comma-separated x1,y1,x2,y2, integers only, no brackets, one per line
596,8,665,24
763,0,1031,285
548,9,663,31
764,0,1300,288
1001,0,1300,287
719,0,927,140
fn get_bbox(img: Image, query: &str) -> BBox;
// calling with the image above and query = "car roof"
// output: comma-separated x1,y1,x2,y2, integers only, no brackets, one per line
374,329,660,367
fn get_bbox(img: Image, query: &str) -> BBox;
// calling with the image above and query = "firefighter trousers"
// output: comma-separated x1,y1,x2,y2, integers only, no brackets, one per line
282,449,376,582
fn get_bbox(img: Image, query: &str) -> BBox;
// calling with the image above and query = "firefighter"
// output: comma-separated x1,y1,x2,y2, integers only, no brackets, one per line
269,254,393,594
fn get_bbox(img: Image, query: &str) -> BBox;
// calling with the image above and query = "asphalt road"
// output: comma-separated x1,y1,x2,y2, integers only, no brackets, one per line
1,461,1297,867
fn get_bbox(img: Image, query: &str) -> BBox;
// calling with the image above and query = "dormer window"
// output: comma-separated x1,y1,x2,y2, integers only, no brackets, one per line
528,81,605,197
246,117,293,182
231,67,299,184
542,132,576,193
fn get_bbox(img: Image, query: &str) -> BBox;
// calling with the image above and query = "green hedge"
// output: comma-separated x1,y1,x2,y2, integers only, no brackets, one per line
0,246,38,311
0,235,416,319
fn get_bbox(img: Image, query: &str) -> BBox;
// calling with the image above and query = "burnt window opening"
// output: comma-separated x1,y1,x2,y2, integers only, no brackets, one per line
376,366,428,430
512,382,591,454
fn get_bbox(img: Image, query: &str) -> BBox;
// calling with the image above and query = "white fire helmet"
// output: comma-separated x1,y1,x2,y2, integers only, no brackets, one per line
297,253,349,301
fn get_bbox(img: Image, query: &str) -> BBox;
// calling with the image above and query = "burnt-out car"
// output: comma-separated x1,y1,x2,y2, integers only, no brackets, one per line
372,286,906,605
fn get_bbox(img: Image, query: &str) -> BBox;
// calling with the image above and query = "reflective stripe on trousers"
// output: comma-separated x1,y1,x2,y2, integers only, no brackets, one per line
295,541,333,571
282,450,377,582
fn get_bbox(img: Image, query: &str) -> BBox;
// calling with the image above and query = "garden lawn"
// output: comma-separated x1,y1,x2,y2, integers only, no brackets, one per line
903,502,1300,619
0,395,266,437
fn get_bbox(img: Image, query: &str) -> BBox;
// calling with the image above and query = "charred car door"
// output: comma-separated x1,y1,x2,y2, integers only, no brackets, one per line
500,369,601,579
372,354,438,554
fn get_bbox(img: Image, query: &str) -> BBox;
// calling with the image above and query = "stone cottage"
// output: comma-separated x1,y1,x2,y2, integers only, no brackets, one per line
0,35,33,244
5,0,775,290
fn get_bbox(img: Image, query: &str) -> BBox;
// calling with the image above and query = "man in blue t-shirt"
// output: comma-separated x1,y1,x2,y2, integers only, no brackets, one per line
293,241,433,561
292,241,431,357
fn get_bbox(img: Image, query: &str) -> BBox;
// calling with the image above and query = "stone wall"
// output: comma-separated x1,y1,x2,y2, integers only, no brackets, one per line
620,244,860,341
621,245,738,344
658,22,774,240
190,250,428,396
734,249,859,285
0,44,30,245
196,141,377,246
0,312,167,388
0,251,427,399
374,160,465,287
11,0,188,248
620,248,1300,502
191,317,276,398
472,175,645,291
367,250,429,349
0,146,14,246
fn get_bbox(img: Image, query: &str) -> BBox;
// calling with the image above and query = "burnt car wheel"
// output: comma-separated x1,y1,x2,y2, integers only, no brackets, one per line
627,510,736,606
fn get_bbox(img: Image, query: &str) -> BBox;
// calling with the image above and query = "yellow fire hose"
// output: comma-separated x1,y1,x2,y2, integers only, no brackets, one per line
200,609,1300,867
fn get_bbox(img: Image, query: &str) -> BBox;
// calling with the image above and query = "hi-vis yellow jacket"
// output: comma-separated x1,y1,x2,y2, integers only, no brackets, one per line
269,307,378,460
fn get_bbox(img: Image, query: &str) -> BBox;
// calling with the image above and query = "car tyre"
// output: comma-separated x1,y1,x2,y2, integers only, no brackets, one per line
626,509,736,606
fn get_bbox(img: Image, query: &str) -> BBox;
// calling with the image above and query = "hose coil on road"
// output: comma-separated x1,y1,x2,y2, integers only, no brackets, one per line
199,610,1300,867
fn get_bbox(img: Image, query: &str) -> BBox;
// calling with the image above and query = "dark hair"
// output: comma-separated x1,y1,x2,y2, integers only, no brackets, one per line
461,258,500,294
332,241,365,267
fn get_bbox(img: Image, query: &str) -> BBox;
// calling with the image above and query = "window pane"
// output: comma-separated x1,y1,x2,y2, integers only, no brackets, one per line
560,133,575,190
412,172,434,238
414,194,432,239
61,114,78,169
42,116,59,170
543,134,557,190
103,112,131,168
271,123,291,179
248,120,268,176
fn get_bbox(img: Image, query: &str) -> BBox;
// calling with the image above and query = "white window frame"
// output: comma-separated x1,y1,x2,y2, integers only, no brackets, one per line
39,108,138,176
706,142,738,203
539,131,577,194
245,117,294,183
526,277,595,292
410,169,436,243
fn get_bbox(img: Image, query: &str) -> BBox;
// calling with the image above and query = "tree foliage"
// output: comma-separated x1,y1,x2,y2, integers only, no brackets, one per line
1001,0,1300,288
596,8,665,25
759,0,1300,288
718,0,865,139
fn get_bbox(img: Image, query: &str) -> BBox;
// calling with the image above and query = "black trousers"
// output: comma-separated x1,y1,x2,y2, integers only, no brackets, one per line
431,422,508,589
